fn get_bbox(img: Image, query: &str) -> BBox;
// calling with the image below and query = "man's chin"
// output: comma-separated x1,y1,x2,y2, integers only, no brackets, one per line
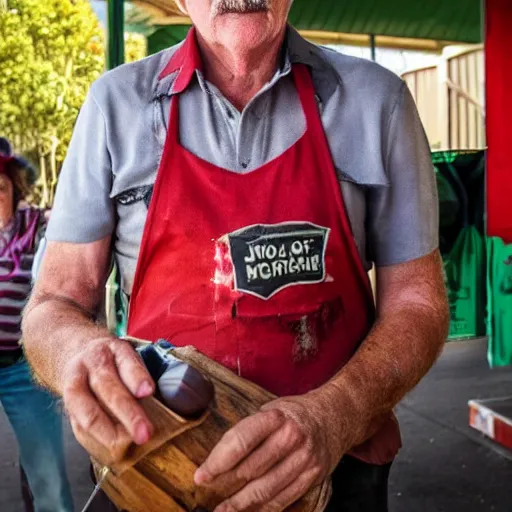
209,2,284,52
214,12,274,40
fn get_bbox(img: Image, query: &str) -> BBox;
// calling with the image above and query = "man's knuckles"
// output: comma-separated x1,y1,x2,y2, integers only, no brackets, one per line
76,403,104,431
278,420,305,450
249,485,274,506
214,502,239,512
307,462,323,483
84,342,115,368
225,424,254,455
109,390,140,416
111,342,139,367
263,408,285,426
219,486,272,512
73,421,130,464
291,446,315,473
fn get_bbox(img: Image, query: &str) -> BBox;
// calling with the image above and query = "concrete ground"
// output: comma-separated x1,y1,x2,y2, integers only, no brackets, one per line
1,338,511,511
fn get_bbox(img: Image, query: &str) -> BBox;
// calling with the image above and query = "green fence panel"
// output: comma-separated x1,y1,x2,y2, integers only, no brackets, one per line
445,225,486,338
487,237,512,367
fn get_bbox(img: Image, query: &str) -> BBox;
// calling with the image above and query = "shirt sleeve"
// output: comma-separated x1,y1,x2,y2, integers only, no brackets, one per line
45,87,115,243
367,81,439,267
31,236,46,284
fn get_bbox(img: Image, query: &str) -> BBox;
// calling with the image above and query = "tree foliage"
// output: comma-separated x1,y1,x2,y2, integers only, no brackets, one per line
0,0,146,206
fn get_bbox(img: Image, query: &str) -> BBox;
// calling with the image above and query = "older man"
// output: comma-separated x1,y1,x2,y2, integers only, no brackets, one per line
22,0,449,510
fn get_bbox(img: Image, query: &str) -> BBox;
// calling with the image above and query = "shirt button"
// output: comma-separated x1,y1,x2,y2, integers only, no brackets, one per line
241,161,248,169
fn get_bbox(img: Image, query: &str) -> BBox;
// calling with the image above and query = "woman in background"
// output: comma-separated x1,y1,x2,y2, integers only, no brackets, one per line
0,137,73,512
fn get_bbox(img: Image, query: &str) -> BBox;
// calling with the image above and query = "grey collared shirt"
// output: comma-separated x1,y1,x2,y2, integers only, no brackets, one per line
47,28,438,295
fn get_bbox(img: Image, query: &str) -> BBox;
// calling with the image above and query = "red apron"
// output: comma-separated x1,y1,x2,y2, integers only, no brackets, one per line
128,57,400,464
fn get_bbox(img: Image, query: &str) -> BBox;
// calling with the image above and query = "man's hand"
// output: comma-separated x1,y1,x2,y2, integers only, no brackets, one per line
194,386,352,512
63,337,155,460
23,239,156,461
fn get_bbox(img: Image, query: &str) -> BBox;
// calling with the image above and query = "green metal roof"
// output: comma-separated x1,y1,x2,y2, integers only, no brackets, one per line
288,0,483,43
126,0,483,44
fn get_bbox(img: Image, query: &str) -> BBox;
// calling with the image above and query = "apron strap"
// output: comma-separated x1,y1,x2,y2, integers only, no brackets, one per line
292,64,325,138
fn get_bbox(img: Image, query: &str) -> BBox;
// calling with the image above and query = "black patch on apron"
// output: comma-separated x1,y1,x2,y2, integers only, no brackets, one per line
227,222,330,300
115,185,154,208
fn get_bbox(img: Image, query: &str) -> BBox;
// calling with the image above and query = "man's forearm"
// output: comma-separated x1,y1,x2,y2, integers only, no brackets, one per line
22,296,115,396
327,300,449,447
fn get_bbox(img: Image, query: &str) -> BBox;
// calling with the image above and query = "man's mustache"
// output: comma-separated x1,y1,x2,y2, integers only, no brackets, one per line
213,0,270,15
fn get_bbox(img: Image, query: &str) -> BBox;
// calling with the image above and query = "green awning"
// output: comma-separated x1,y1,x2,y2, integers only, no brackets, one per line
126,0,483,44
147,25,189,53
289,0,483,43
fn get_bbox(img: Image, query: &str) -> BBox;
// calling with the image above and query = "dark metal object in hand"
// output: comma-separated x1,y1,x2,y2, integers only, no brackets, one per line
137,340,214,417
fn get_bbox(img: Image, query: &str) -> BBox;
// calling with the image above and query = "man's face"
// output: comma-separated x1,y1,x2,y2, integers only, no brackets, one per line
181,0,293,54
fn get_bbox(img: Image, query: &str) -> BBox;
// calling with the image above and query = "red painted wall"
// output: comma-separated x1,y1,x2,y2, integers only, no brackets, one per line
486,0,512,243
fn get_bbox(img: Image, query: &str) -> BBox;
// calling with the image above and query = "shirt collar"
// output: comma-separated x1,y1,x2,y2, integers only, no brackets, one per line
155,25,329,97
158,26,203,93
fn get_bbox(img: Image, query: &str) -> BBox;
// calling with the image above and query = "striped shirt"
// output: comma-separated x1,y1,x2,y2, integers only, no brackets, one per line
0,208,44,351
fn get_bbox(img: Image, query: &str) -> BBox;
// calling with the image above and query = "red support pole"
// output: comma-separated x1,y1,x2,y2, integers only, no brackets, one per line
486,0,512,242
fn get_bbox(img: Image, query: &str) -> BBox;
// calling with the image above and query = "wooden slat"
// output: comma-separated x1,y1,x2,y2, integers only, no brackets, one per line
95,463,186,512
467,52,477,148
476,49,486,147
425,67,439,145
458,55,469,148
83,396,208,475
449,58,460,149
138,444,202,510
404,47,484,150
437,55,450,149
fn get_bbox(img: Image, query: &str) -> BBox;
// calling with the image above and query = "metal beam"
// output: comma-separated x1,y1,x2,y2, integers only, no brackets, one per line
108,0,125,69
370,34,377,61
299,30,452,52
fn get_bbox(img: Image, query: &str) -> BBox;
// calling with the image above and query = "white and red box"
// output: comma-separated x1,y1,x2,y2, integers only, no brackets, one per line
469,397,512,451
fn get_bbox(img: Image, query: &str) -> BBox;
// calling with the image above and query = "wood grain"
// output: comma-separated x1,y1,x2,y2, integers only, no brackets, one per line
92,344,331,511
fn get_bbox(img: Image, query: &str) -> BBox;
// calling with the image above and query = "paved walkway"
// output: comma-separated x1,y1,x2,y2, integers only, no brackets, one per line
1,338,511,511
390,339,512,511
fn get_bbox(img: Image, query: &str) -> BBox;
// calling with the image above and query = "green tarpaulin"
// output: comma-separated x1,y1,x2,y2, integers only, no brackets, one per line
445,226,486,339
487,237,512,367
434,150,486,340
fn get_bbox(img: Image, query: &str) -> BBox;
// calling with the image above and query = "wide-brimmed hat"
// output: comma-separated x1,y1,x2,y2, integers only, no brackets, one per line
0,137,30,174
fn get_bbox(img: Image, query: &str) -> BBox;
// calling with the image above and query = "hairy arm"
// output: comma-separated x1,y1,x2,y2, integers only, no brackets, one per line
328,249,450,446
22,238,154,452
23,238,112,393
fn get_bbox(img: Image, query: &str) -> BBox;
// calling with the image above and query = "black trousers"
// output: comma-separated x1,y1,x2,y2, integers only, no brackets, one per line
88,455,391,511
327,456,392,512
